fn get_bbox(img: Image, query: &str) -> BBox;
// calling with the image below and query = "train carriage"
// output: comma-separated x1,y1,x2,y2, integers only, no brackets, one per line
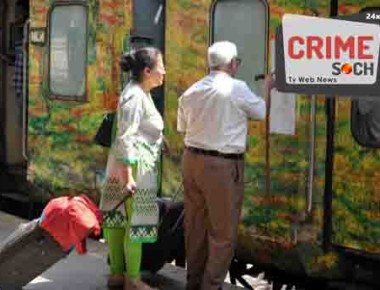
1,0,380,288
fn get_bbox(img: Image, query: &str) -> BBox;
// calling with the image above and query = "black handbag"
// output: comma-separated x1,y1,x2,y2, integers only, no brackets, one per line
94,112,116,148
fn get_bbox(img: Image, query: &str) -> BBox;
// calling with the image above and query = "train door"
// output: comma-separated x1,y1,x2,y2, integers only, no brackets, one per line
27,1,103,202
209,0,325,255
25,0,142,208
0,0,29,198
210,0,274,239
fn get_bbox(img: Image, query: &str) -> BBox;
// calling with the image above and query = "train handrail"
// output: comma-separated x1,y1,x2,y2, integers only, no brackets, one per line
306,95,317,216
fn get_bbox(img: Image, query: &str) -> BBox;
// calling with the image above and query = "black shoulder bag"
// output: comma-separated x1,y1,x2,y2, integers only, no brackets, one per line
94,112,116,148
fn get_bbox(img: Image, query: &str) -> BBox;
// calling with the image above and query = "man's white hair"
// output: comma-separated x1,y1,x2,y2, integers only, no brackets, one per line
207,41,238,68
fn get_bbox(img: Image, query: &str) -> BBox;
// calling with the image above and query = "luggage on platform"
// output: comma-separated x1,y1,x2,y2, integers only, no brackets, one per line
0,195,102,290
141,198,185,273
0,219,67,290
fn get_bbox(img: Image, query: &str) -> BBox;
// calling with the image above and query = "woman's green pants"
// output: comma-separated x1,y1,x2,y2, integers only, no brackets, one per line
104,198,142,280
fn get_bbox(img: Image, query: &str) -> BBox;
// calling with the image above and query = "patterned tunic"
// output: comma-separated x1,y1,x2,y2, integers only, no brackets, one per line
99,81,163,243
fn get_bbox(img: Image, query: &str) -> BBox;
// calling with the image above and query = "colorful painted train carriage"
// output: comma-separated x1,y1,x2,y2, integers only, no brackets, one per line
1,0,380,288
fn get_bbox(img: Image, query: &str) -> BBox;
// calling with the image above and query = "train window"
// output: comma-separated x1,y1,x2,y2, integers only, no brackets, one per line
351,99,380,148
49,4,87,100
210,0,268,94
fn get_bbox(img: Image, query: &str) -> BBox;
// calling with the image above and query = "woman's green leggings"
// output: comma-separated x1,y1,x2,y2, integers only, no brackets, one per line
104,198,142,280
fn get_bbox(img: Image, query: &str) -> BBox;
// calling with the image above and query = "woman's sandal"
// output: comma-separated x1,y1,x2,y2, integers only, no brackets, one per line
134,279,158,290
124,276,158,290
107,274,125,288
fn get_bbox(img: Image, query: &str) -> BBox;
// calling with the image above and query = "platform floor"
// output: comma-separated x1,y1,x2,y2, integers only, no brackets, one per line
0,211,247,290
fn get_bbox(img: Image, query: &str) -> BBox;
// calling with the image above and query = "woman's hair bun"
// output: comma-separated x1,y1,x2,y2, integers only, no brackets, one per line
120,53,135,72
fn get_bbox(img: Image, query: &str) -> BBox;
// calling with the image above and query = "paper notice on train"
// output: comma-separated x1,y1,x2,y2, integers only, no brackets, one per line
269,39,296,135
269,89,296,135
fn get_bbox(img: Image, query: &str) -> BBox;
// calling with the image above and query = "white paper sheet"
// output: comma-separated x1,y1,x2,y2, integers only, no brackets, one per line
269,39,296,135
269,89,296,135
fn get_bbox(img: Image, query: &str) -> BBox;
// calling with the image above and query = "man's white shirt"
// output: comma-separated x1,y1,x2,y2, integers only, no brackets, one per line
177,71,266,154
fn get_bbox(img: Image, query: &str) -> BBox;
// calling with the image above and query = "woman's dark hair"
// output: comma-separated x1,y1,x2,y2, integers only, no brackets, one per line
120,47,162,82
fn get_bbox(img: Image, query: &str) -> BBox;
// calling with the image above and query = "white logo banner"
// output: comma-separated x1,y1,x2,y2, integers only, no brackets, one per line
282,14,380,85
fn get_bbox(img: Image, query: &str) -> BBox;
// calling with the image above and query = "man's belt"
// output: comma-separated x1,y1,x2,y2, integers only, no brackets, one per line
185,146,244,160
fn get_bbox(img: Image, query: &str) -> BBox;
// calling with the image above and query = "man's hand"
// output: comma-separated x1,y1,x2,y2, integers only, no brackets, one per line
264,74,276,90
262,74,276,100
162,137,173,157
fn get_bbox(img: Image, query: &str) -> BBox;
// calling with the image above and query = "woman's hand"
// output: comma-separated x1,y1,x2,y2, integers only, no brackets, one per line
124,165,137,196
125,177,137,196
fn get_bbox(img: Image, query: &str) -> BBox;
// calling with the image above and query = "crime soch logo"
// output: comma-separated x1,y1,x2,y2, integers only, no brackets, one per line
275,11,380,96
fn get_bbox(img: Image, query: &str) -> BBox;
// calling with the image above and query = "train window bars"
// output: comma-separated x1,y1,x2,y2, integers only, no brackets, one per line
49,4,87,101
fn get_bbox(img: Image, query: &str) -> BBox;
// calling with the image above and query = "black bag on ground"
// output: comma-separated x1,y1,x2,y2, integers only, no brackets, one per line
141,198,185,273
94,112,116,148
0,219,67,290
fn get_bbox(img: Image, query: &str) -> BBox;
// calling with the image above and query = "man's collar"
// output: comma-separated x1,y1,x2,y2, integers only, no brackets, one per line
209,70,231,77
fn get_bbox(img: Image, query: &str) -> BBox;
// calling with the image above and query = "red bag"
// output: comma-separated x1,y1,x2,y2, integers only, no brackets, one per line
40,195,103,255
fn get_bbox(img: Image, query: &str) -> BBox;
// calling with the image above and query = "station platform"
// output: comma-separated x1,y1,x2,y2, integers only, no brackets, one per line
0,211,247,290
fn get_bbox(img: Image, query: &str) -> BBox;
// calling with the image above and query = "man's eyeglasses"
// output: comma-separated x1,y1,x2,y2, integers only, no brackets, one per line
234,58,242,66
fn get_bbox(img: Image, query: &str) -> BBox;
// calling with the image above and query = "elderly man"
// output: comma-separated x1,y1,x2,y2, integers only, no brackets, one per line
177,41,275,290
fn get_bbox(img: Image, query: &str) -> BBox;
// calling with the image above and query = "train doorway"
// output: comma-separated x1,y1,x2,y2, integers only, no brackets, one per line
0,0,29,205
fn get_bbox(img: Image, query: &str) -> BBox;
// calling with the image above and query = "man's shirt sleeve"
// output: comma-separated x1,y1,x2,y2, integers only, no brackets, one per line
233,81,266,120
177,96,186,133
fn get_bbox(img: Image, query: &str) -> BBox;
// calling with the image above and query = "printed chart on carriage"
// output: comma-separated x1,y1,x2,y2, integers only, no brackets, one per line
281,13,380,85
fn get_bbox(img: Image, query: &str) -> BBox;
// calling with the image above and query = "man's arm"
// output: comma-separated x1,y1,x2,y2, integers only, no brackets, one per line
234,81,266,120
177,96,186,133
233,74,276,120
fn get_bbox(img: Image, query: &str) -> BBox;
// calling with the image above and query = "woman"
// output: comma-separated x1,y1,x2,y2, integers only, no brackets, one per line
100,47,166,290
